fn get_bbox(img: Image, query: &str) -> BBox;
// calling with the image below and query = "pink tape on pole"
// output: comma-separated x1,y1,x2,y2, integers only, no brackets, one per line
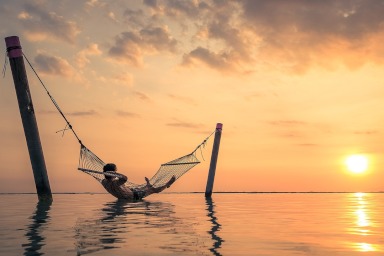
5,36,23,58
216,123,223,130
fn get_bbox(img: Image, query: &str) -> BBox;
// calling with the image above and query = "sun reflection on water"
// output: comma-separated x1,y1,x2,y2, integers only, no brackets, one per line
355,209,369,229
349,193,381,252
357,242,376,252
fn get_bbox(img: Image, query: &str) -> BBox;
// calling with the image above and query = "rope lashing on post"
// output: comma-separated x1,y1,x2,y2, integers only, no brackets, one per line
2,51,7,78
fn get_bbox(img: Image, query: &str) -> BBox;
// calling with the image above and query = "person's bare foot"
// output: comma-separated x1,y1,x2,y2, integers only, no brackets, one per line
145,177,152,188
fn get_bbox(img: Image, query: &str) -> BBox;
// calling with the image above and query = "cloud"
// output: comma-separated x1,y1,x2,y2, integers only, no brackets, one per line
268,120,307,126
148,0,384,74
141,26,178,52
279,131,304,139
40,109,98,117
240,0,384,40
108,26,178,66
268,120,308,140
111,72,134,87
146,1,254,73
182,47,232,71
39,110,58,115
143,0,157,9
166,120,204,129
20,3,80,44
132,90,152,102
353,130,378,135
167,94,197,106
34,52,74,77
20,0,384,75
238,0,384,72
93,72,133,87
144,0,211,18
66,110,98,117
108,31,142,66
116,110,140,118
123,9,146,27
17,11,32,20
85,0,103,8
108,11,119,22
166,0,206,18
75,43,102,69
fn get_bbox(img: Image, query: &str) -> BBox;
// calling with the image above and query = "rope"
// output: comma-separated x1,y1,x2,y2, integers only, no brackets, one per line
191,130,215,160
2,51,7,78
22,53,83,146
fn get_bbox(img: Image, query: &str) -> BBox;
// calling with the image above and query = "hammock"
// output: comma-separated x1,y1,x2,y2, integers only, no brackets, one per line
77,135,211,190
18,51,213,192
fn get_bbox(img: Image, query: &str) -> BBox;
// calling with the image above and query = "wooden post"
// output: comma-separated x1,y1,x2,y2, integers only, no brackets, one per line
205,123,223,198
5,36,52,201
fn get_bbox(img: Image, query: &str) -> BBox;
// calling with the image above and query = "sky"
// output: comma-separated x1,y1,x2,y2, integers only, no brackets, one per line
0,0,383,193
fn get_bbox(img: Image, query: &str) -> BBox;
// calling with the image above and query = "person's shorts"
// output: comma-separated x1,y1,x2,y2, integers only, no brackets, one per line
132,190,146,200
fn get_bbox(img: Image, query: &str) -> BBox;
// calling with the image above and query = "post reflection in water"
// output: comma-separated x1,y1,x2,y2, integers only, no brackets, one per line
205,197,224,256
22,200,52,256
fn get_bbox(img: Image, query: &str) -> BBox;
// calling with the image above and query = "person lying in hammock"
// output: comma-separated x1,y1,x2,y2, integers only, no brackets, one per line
101,163,176,201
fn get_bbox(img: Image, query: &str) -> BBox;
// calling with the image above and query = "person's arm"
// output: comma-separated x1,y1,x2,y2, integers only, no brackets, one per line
106,172,127,186
116,173,128,186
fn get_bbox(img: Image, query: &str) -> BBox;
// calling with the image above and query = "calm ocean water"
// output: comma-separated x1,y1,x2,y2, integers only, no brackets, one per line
0,193,383,256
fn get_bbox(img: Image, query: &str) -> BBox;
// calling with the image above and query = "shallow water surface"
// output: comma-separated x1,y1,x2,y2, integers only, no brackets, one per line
0,193,383,255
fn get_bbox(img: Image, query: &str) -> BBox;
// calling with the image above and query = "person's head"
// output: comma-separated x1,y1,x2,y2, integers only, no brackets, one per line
103,163,117,180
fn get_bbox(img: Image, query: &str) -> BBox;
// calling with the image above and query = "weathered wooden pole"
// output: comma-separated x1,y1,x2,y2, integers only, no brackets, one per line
5,36,52,201
205,123,223,198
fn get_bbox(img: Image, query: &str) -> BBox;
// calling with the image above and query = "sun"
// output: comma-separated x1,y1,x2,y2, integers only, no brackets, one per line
345,154,369,174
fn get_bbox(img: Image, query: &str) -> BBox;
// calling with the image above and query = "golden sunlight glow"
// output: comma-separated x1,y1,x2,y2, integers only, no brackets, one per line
357,243,377,252
349,193,380,253
354,193,370,233
355,209,369,227
345,155,368,174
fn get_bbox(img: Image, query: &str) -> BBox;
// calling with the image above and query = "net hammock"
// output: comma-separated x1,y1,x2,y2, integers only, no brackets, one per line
16,51,214,193
78,135,212,190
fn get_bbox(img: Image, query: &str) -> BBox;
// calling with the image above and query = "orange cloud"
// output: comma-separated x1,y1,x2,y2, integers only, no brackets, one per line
142,0,384,74
116,110,140,118
111,72,134,87
132,90,152,102
167,94,197,106
108,26,178,66
166,119,205,130
21,3,80,44
34,52,74,77
75,43,102,69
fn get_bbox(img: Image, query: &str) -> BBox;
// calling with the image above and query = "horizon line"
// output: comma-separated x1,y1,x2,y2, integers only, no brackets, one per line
0,191,383,195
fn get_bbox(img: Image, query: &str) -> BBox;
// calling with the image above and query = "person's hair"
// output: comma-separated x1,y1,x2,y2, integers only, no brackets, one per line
103,163,117,180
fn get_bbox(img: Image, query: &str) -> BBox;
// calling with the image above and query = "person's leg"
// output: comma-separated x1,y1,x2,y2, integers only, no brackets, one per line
166,176,176,188
144,176,176,195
